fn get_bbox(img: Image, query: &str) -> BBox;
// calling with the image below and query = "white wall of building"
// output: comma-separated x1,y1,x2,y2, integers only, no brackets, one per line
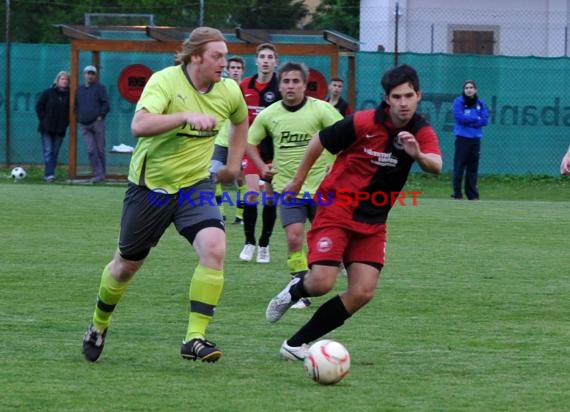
360,0,570,56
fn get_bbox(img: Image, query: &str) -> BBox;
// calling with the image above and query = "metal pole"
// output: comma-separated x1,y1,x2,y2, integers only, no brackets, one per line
564,26,568,56
5,0,11,165
394,2,399,66
199,0,204,26
431,23,434,53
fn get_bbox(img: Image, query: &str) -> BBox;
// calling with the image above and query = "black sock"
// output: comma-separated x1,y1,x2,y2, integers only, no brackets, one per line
288,295,351,347
289,271,308,301
258,205,276,247
242,204,257,245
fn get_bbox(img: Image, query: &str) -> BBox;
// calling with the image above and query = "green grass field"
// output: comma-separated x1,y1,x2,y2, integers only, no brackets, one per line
1,173,569,411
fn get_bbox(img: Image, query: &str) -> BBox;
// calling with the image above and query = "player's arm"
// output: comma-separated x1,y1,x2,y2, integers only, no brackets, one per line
246,114,274,180
398,131,442,174
245,142,273,181
282,133,325,197
131,108,217,137
218,117,249,183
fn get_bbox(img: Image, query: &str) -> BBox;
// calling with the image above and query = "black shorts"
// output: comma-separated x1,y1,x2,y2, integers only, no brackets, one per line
118,180,224,258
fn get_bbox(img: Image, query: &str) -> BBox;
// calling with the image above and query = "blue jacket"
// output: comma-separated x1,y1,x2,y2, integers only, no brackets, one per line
452,95,489,139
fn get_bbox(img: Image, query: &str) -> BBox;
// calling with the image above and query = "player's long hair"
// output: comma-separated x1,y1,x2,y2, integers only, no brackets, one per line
176,27,225,65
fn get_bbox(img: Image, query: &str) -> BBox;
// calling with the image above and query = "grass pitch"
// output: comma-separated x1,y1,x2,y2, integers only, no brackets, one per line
1,174,569,411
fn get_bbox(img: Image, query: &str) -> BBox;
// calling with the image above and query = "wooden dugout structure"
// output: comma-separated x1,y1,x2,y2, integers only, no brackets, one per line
58,25,359,180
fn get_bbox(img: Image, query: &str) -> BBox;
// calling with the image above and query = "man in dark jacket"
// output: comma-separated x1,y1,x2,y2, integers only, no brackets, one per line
74,65,110,183
36,70,70,182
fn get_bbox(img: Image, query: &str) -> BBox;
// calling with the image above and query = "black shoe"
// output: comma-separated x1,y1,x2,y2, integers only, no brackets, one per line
450,194,463,200
82,324,107,362
233,217,243,225
180,338,222,363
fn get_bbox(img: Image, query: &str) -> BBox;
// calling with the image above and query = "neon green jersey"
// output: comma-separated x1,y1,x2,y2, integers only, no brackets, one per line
248,97,342,196
214,119,231,148
129,65,247,193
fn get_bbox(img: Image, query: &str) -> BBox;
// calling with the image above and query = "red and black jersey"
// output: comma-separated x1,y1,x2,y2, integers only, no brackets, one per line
240,73,282,162
318,102,441,224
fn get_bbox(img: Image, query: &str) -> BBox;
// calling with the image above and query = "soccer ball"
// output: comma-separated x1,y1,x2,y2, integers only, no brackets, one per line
10,166,27,180
304,339,351,385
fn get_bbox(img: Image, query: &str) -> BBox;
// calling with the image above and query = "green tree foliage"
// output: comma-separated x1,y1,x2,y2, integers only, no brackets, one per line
308,0,359,38
2,0,313,43
218,0,309,30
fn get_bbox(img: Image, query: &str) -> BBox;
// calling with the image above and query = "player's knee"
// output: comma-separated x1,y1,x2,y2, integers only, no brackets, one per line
306,270,337,296
205,239,226,262
180,221,226,265
351,286,376,306
112,252,145,279
286,233,304,251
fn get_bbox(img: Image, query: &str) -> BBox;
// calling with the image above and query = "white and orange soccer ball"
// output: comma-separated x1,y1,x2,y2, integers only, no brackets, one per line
304,339,351,385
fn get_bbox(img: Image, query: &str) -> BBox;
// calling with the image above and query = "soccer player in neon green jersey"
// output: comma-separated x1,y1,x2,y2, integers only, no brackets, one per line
245,61,342,310
82,27,249,364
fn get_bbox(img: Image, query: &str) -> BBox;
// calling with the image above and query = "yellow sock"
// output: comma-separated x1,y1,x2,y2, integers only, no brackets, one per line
92,264,130,331
185,264,224,341
287,250,308,275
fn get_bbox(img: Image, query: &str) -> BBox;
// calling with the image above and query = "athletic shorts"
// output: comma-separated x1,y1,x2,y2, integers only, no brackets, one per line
307,209,386,269
118,180,225,259
279,199,316,227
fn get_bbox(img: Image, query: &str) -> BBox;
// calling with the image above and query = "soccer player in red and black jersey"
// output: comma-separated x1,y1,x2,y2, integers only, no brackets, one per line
265,64,443,361
238,43,282,264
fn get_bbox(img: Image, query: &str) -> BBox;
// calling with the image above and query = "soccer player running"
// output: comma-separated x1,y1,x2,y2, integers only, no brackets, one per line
82,27,248,363
246,62,343,311
265,64,442,361
239,43,282,264
210,55,246,223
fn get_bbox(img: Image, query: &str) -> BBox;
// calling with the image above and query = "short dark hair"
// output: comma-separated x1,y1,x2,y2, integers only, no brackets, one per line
277,61,309,83
381,64,420,96
227,55,245,69
330,77,344,83
256,43,278,58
